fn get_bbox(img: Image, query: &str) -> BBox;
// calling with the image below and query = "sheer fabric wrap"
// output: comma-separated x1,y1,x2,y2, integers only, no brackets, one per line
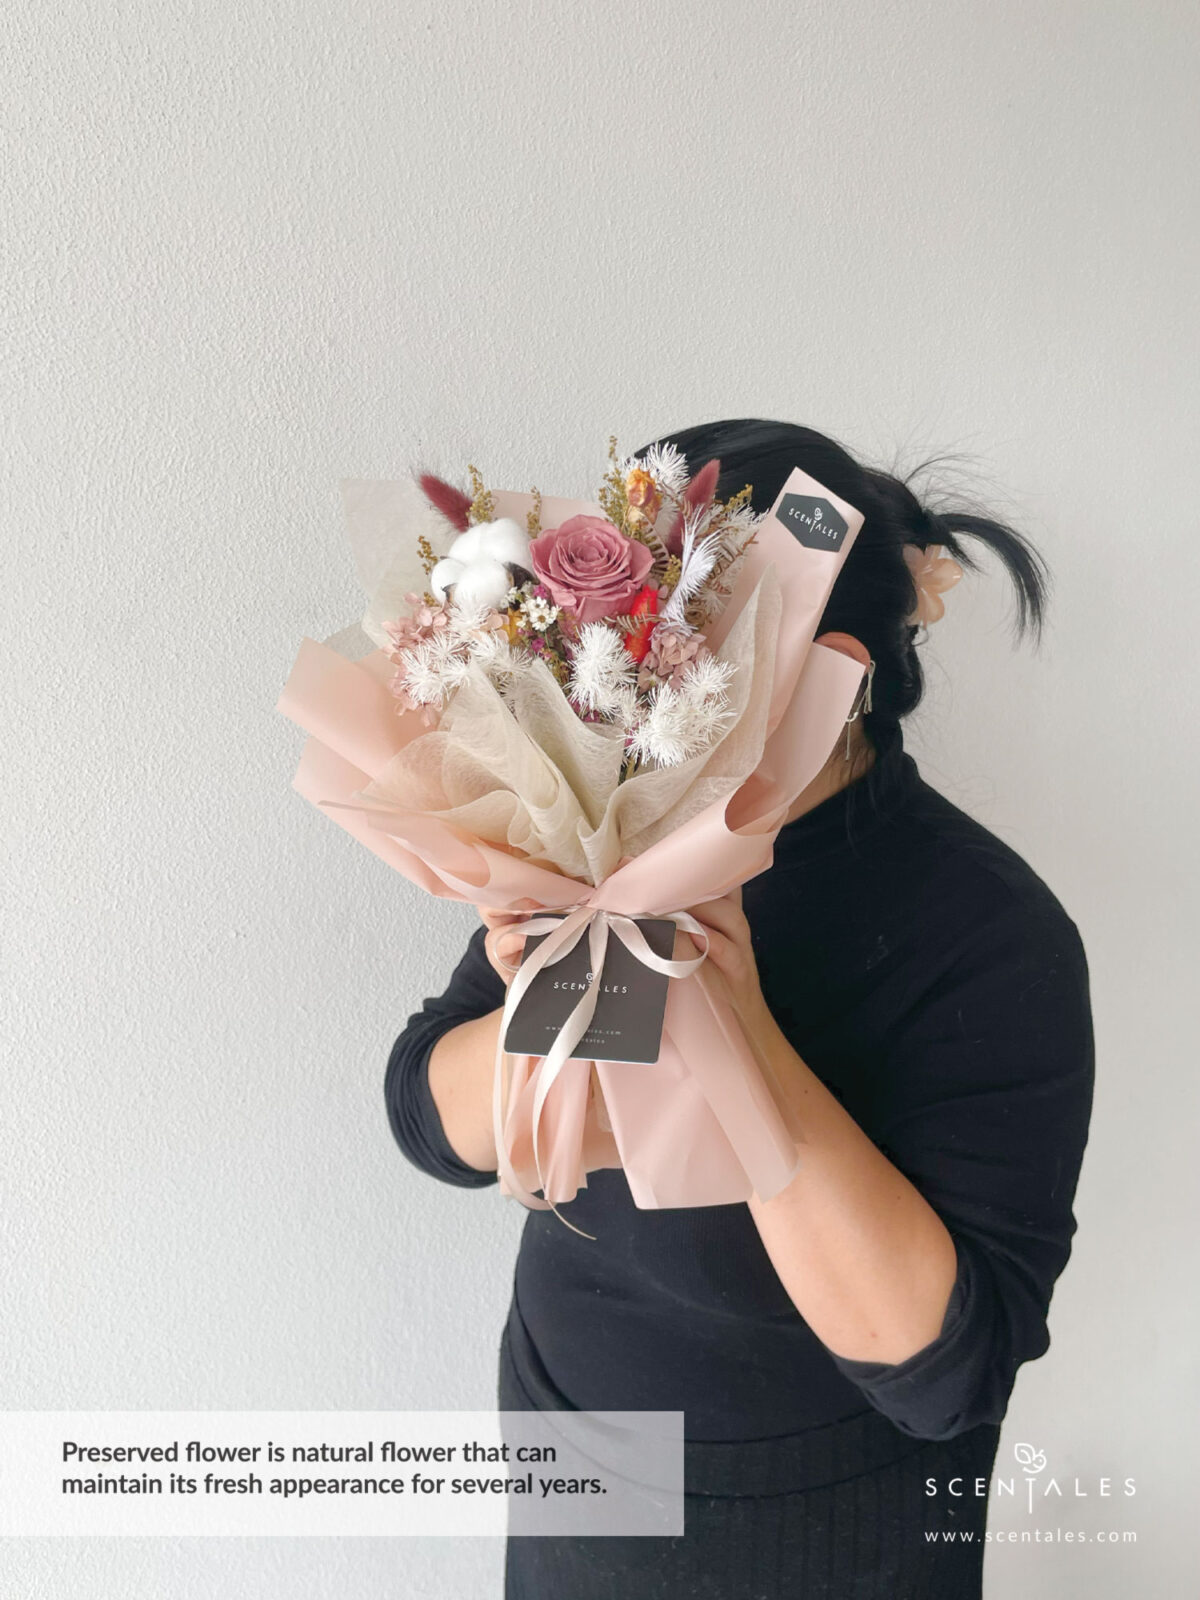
277,471,866,1214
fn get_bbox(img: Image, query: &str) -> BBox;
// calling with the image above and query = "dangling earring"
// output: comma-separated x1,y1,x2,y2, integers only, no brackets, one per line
843,658,876,761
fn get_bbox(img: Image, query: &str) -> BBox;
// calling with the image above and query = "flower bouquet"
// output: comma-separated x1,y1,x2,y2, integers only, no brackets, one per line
276,438,868,1232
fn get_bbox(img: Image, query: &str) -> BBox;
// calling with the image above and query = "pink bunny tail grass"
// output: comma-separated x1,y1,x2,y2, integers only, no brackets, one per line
664,457,722,555
418,473,472,531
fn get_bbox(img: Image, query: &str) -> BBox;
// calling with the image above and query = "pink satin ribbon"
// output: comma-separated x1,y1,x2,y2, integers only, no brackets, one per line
487,906,711,1238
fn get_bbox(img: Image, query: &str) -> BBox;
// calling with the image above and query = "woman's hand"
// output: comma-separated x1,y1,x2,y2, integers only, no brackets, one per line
680,887,780,1049
680,893,959,1365
478,908,525,985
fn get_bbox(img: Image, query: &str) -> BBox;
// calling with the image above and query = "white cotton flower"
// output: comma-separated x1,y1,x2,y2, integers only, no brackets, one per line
441,516,531,569
430,516,532,610
430,555,511,612
568,622,637,717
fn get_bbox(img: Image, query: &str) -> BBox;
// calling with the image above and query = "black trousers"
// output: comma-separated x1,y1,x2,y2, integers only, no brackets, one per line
498,1311,1001,1600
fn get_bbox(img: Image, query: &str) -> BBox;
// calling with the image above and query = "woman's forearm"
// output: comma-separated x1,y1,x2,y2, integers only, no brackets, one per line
427,903,958,1366
426,1008,503,1174
746,1005,959,1364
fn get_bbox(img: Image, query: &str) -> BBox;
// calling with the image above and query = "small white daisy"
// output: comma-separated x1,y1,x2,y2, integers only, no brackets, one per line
522,594,559,632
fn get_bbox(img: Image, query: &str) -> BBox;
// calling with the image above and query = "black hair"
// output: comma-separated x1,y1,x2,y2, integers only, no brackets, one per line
633,418,1049,784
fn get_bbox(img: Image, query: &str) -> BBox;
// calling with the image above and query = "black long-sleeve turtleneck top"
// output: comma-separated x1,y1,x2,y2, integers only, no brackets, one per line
384,731,1094,1444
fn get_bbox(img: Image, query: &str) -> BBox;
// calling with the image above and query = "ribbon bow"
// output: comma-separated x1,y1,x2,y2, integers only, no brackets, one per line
487,905,712,1239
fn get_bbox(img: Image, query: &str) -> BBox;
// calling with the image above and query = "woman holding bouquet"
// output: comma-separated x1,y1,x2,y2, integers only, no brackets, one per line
384,419,1094,1599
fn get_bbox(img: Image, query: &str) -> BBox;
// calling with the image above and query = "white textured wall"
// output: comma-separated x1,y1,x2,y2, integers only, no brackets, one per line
4,1,1197,1595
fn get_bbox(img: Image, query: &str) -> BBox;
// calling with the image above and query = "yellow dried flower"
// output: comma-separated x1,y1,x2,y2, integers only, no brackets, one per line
526,486,543,539
466,463,495,525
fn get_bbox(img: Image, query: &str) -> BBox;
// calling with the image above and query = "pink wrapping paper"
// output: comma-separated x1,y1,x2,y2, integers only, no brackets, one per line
276,468,866,1214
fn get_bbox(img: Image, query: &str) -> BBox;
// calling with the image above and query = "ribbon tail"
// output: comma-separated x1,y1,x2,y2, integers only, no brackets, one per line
492,908,608,1236
526,916,614,1239
492,910,591,1215
491,1035,550,1212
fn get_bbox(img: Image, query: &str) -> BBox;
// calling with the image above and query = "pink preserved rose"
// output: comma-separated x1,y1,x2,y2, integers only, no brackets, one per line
528,515,654,625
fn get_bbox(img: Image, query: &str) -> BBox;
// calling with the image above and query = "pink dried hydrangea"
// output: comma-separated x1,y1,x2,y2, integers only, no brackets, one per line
383,593,451,654
383,593,510,720
637,623,709,690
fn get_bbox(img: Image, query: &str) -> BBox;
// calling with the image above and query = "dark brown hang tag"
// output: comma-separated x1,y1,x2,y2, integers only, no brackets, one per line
775,491,851,552
502,918,677,1066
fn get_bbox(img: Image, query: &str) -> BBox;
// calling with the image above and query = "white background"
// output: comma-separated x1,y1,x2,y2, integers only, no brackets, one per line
4,1,1197,1595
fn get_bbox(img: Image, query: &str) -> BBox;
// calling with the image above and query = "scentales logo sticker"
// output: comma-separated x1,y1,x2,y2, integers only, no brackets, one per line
775,494,850,553
924,1441,1137,1513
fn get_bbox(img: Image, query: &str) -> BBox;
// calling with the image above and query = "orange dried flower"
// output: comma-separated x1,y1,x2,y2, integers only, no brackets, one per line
624,467,662,526
622,585,660,663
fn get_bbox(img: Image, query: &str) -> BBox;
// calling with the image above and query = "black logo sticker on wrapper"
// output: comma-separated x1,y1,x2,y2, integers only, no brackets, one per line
776,494,850,552
503,918,677,1066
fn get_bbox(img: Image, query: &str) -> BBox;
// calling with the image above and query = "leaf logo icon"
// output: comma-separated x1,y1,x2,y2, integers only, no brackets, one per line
1014,1443,1047,1474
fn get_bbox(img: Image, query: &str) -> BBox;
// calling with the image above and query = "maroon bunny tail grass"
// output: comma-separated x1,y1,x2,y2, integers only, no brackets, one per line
418,473,472,531
664,457,722,555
